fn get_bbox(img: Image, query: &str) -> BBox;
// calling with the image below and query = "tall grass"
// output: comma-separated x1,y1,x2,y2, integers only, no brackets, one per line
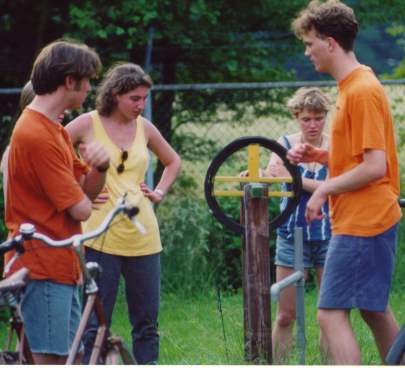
108,285,405,365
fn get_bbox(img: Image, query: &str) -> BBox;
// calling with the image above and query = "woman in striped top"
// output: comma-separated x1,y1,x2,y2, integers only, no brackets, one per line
268,87,332,363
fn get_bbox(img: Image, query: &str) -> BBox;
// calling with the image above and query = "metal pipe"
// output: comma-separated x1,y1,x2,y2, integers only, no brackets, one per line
270,271,304,301
294,227,306,365
144,26,155,189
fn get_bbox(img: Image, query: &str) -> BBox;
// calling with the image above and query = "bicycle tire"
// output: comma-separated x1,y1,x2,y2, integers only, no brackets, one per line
385,325,405,364
204,136,302,235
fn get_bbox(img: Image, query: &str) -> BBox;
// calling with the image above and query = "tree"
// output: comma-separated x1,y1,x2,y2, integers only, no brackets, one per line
1,0,405,180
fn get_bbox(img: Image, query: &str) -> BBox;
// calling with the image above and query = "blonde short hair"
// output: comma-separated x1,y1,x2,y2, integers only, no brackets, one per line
19,81,35,111
287,87,331,116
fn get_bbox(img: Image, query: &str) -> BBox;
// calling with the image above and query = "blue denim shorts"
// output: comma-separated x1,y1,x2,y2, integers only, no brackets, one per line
318,224,398,312
275,235,329,268
21,280,82,355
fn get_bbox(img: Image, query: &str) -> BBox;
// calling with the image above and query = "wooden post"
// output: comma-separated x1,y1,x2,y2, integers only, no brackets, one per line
242,183,272,364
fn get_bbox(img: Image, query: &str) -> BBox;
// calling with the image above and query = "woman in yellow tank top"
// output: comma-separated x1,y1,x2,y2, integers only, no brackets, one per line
66,63,181,364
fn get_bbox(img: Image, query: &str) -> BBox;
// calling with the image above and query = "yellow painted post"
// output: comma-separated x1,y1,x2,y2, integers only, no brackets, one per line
247,144,260,179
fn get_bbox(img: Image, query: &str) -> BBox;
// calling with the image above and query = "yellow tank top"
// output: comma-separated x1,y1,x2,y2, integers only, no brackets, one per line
83,111,162,256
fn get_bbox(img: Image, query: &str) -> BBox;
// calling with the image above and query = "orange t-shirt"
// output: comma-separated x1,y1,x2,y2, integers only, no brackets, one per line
329,66,401,236
5,108,88,284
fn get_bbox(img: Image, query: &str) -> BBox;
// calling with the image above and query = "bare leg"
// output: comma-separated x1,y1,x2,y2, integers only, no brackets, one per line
272,266,308,363
360,306,399,361
317,308,361,364
315,267,329,362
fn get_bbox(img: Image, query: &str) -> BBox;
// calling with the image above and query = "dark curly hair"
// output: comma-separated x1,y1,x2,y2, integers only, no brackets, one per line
292,0,358,52
96,63,153,116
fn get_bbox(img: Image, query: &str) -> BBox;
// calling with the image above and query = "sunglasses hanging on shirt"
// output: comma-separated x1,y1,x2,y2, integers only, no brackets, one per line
117,150,128,174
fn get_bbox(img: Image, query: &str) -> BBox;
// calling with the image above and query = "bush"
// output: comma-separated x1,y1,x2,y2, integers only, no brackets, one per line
157,189,214,295
157,173,281,295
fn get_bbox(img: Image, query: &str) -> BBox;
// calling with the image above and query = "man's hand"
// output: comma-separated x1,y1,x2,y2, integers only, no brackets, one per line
287,143,328,166
305,186,328,223
79,142,110,172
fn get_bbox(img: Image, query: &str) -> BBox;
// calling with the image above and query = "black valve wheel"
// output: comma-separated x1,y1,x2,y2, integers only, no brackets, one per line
204,136,303,235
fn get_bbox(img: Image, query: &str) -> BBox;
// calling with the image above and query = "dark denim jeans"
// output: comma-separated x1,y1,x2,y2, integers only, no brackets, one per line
82,248,160,364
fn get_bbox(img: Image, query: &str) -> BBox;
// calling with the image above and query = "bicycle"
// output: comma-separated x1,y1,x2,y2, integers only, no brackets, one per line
0,267,33,364
0,194,142,364
385,198,405,365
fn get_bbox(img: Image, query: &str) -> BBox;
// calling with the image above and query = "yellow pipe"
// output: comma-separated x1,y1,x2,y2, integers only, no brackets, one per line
214,190,294,198
215,176,293,183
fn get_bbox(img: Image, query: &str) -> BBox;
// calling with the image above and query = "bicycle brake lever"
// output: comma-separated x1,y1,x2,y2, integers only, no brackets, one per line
86,261,103,278
123,204,145,234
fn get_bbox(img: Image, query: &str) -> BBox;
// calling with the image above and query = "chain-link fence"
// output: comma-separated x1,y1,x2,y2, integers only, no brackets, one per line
147,80,405,198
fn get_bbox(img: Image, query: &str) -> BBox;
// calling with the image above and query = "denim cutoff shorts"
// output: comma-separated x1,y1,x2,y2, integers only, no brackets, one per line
275,235,329,268
21,280,82,355
318,223,398,312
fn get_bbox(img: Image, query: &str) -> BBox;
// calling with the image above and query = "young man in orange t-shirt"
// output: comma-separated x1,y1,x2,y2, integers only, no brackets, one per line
5,39,110,364
288,0,401,364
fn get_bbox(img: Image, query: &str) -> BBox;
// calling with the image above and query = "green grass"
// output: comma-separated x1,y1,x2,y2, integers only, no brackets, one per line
107,284,405,365
1,285,405,364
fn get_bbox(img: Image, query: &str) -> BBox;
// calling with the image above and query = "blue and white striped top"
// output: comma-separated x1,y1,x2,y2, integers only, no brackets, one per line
277,135,331,242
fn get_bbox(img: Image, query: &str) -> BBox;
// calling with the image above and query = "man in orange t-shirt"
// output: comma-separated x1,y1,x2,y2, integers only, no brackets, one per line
288,0,401,365
5,39,110,364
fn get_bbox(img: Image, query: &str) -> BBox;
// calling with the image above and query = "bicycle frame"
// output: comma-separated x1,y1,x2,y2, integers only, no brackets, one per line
67,262,136,364
5,303,34,364
67,292,108,364
0,195,140,365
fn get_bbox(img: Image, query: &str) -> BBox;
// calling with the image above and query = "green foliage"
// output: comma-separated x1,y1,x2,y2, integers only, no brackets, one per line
157,186,213,294
171,131,220,162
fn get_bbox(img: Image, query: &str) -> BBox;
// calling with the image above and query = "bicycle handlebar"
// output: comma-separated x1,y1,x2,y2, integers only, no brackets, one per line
0,195,143,272
25,199,140,248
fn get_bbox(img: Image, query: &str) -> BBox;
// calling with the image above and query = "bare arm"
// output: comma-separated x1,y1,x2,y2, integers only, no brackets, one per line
65,113,91,146
302,177,325,193
67,196,92,221
0,146,9,175
141,120,181,203
305,149,386,222
317,149,385,196
78,142,109,200
66,113,110,200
